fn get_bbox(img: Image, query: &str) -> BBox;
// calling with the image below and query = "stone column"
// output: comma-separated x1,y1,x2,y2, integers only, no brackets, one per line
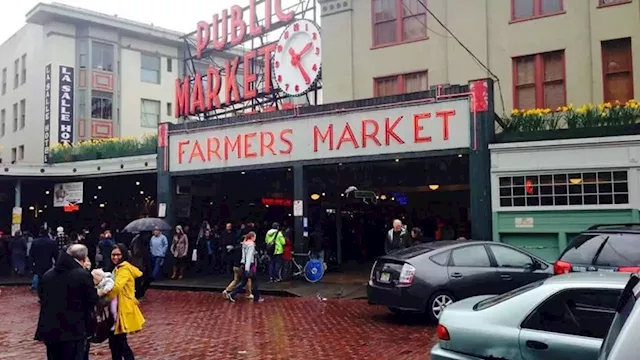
293,164,308,263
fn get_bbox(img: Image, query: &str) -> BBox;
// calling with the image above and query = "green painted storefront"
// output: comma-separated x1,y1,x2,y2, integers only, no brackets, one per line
492,209,640,261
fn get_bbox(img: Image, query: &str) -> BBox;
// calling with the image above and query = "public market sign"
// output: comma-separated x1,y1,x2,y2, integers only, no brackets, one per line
168,99,471,173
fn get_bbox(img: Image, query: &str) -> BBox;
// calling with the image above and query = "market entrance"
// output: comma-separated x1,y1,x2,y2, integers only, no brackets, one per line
305,154,470,264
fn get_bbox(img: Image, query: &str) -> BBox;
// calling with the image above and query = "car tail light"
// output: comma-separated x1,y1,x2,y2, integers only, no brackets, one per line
398,263,416,286
436,324,450,341
554,260,572,275
619,267,640,273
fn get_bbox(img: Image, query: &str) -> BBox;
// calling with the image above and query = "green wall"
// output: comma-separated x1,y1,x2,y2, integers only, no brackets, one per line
492,209,640,261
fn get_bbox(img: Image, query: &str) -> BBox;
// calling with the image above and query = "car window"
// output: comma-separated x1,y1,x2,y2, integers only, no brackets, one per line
490,245,533,268
450,245,491,267
474,280,544,311
430,251,450,266
560,234,608,264
522,289,621,339
594,234,640,267
600,276,640,358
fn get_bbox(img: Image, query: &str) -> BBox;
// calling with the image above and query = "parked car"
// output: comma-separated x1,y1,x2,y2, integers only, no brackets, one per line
555,224,640,275
431,272,628,360
597,273,640,360
367,240,553,322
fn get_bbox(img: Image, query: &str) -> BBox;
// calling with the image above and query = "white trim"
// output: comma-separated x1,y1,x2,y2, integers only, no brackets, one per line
496,204,633,212
0,154,156,178
492,167,637,176
489,135,640,151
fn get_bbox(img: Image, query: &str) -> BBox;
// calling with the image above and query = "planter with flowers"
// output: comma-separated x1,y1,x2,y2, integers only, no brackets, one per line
497,100,640,142
49,134,157,163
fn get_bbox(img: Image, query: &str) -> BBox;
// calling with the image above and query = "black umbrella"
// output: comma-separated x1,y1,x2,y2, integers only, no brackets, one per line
123,218,172,233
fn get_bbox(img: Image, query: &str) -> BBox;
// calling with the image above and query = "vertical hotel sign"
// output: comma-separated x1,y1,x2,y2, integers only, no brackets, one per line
42,64,52,163
58,66,74,144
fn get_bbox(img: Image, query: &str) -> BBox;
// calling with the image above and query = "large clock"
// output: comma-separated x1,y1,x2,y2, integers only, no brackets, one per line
273,19,322,97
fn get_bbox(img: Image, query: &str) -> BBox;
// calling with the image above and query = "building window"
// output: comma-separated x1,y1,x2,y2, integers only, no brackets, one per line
1,68,5,95
513,51,565,110
20,54,26,85
602,38,633,104
599,0,631,7
91,91,113,119
372,0,427,47
92,42,114,72
375,71,428,97
12,103,17,132
18,145,24,161
166,102,172,116
11,148,16,163
141,54,161,84
78,90,86,119
19,99,25,130
499,171,629,207
13,59,19,89
512,0,563,21
79,39,88,68
1,109,5,137
141,99,160,128
167,58,173,72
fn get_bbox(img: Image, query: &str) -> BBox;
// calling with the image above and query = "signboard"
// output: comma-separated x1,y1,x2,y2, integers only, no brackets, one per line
169,99,471,173
58,65,74,144
515,217,534,228
293,200,303,217
53,182,83,207
43,64,52,163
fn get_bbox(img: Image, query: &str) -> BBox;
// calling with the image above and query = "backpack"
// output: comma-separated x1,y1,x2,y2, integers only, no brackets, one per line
89,303,114,344
266,231,281,256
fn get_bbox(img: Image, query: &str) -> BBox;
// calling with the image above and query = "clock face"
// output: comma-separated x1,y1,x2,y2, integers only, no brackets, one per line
273,19,322,97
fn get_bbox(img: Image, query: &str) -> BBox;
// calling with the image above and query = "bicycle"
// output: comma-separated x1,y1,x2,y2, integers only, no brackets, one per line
292,251,326,283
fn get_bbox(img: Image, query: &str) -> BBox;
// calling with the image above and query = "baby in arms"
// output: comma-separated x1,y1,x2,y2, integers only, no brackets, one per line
91,268,117,329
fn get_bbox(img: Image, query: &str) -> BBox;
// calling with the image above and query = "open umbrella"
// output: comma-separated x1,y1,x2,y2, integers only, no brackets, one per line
123,218,172,233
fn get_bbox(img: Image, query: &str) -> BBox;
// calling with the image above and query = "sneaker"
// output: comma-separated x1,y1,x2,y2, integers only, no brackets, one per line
228,295,236,303
222,290,229,299
247,294,254,300
254,298,264,303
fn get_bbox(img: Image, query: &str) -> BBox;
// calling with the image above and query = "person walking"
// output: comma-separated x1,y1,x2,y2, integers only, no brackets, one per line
30,229,59,291
149,228,168,280
265,222,285,282
105,243,145,360
226,232,262,303
55,227,70,252
34,244,98,360
9,230,28,276
385,219,409,254
170,225,189,280
98,231,115,269
222,234,252,299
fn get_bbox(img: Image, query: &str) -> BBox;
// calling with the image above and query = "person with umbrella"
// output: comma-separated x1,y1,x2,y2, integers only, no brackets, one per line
149,228,168,280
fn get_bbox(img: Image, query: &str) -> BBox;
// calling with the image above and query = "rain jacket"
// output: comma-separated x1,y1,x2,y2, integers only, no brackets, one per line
110,261,145,335
265,229,285,255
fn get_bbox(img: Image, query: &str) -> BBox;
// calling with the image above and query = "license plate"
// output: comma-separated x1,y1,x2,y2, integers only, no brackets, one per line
598,268,616,272
379,272,391,283
572,266,587,272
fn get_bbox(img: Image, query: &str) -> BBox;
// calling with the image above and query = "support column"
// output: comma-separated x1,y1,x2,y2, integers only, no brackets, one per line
14,179,21,208
12,179,22,234
335,166,342,265
468,79,495,241
156,124,174,227
293,164,308,262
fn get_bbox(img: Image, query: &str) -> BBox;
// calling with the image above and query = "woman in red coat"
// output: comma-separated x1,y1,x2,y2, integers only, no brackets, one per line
281,229,293,280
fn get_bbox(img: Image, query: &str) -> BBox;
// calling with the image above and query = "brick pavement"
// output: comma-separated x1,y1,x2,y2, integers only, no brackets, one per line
0,286,437,360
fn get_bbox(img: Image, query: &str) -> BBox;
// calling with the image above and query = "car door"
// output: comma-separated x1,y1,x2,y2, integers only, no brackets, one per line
519,288,621,360
488,244,550,293
447,245,498,299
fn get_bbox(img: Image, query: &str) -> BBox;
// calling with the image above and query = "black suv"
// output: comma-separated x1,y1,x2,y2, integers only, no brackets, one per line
555,224,640,275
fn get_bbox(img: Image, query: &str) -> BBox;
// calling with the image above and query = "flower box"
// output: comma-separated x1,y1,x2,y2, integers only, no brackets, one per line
49,134,157,164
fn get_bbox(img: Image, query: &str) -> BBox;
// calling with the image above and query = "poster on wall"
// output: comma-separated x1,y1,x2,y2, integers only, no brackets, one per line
43,64,52,163
58,65,74,144
52,182,83,207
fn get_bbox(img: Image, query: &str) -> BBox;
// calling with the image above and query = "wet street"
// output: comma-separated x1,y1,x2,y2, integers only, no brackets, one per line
0,286,436,360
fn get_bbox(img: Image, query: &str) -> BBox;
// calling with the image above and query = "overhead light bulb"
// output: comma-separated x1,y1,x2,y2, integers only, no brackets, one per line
310,193,321,200
97,185,102,190
380,194,387,200
45,190,50,195
140,190,144,195
429,184,440,190
28,206,35,211
99,203,105,208
136,181,140,186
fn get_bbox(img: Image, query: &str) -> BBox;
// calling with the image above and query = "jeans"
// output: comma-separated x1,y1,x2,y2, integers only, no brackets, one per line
151,256,164,280
108,332,135,360
31,274,39,290
269,254,282,280
229,271,259,301
45,340,86,360
225,266,252,295
12,254,26,275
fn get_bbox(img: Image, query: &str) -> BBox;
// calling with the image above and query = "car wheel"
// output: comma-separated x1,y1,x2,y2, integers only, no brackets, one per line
428,291,455,322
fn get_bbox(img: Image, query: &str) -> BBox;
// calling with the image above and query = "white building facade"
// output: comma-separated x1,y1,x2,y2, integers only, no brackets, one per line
0,3,185,165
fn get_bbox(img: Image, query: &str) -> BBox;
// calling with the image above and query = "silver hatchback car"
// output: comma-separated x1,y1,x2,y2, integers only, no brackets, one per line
597,273,640,359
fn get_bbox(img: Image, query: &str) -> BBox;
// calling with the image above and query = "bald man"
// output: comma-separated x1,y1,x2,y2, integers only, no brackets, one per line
385,219,409,254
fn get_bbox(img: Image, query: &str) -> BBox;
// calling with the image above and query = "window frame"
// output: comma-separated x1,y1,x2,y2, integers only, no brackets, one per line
598,0,632,8
18,145,24,161
20,54,26,85
91,91,113,120
1,68,6,95
92,41,114,72
449,245,492,268
601,38,634,104
510,0,565,23
0,109,5,137
12,103,17,132
141,54,161,84
512,50,566,110
374,70,428,97
140,99,161,128
371,0,428,49
488,244,535,269
13,59,19,89
19,99,25,130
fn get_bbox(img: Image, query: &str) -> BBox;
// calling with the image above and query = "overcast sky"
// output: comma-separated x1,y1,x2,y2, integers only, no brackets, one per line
0,0,308,44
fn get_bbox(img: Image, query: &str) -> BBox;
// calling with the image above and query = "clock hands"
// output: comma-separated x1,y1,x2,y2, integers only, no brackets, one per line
288,44,313,85
299,42,313,57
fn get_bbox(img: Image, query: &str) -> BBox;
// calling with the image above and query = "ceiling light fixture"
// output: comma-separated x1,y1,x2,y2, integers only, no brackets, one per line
380,194,387,200
310,193,321,200
569,178,582,185
429,184,440,190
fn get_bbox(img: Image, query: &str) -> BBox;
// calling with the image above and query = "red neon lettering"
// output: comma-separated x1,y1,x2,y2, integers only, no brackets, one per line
413,113,432,143
229,6,247,47
260,132,276,156
207,137,222,161
195,21,210,59
258,43,277,93
188,140,206,163
361,120,381,147
264,0,273,30
224,58,241,105
436,110,455,141
244,132,258,158
224,135,242,159
279,129,293,154
274,0,294,22
336,123,359,150
175,77,190,117
212,11,228,51
243,51,257,99
177,140,190,164
313,125,334,152
191,73,205,114
205,66,222,110
249,0,263,36
385,116,405,145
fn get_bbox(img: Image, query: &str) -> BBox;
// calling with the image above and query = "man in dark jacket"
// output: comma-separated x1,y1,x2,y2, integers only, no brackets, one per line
35,244,98,360
384,219,409,254
30,229,59,290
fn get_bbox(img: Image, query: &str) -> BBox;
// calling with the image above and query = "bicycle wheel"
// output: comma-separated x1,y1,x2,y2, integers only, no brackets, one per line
304,259,324,283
